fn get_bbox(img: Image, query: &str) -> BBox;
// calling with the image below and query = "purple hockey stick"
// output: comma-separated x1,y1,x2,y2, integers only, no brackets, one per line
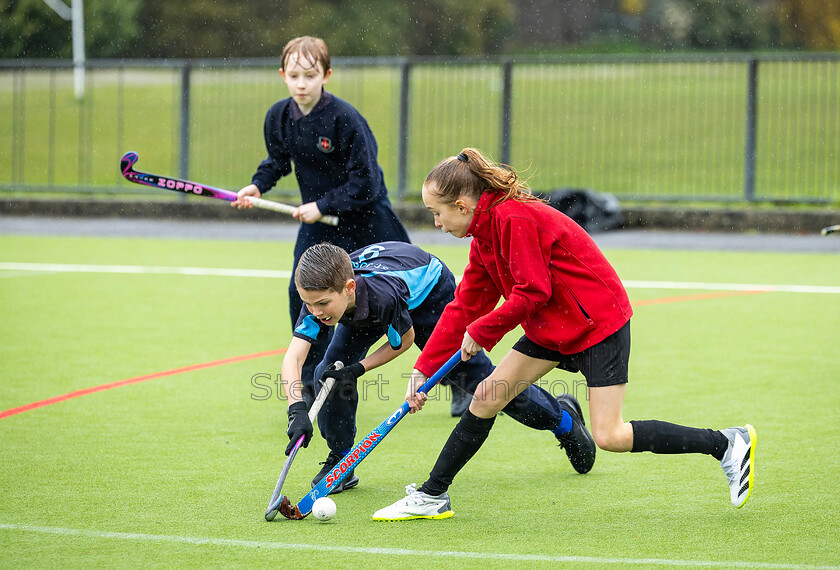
120,151,339,226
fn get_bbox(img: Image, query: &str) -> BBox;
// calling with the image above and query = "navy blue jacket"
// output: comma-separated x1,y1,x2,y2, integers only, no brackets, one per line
251,91,409,248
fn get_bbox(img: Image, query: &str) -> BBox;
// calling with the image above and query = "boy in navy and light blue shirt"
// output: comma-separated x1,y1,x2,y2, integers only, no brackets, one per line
280,241,578,494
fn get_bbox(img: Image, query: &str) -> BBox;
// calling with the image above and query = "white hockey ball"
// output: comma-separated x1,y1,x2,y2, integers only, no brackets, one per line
312,497,336,521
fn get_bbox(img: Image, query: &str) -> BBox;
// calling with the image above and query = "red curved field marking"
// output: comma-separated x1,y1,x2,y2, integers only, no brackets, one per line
1,290,769,421
631,289,768,307
0,348,287,420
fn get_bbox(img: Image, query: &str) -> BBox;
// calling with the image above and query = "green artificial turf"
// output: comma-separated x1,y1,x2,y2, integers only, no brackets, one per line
1,234,839,568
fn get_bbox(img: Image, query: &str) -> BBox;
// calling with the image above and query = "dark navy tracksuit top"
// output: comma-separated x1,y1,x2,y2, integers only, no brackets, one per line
251,91,409,260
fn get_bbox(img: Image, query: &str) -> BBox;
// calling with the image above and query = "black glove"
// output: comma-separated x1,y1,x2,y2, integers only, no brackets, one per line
319,362,365,388
285,401,313,456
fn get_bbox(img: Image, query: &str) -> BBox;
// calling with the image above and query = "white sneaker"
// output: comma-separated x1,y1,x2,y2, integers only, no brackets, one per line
372,484,454,521
720,425,756,508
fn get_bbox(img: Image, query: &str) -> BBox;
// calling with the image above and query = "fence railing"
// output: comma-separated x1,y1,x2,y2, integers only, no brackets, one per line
2,53,838,204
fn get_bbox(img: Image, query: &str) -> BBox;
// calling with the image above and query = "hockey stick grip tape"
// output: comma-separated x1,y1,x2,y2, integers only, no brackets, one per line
247,197,339,226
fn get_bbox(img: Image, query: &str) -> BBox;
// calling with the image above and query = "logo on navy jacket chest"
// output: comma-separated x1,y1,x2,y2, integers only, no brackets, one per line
318,136,334,153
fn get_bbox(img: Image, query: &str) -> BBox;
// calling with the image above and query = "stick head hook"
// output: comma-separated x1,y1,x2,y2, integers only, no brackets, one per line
265,495,307,521
279,495,307,520
120,151,139,175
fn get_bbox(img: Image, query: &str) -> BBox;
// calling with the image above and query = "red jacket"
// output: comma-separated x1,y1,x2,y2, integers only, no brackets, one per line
415,191,632,377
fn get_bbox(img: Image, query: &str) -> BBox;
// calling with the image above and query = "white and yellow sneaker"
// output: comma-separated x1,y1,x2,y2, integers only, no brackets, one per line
372,484,454,521
720,424,756,508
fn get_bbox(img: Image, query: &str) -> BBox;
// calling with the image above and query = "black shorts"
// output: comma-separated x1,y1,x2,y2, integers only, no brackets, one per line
512,321,630,388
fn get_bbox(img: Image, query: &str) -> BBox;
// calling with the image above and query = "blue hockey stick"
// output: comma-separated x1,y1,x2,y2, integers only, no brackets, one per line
271,351,463,520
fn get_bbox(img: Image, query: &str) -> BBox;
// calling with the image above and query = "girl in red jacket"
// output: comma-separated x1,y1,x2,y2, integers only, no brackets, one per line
373,148,756,521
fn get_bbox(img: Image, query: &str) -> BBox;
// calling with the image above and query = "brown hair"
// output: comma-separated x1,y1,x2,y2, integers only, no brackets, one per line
422,147,541,207
281,36,331,73
295,243,353,292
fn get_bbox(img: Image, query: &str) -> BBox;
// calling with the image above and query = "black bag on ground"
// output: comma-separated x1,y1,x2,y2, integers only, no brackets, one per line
544,188,623,233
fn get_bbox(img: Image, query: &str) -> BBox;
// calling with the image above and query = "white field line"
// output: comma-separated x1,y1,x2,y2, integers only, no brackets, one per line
621,280,840,295
1,262,839,294
0,262,291,279
1,524,837,570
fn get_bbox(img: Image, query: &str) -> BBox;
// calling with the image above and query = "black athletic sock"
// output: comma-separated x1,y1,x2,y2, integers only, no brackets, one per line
419,410,496,496
630,420,723,456
502,384,566,431
711,430,728,461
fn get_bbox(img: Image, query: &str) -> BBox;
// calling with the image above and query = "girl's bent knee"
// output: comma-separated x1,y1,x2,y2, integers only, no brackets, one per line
467,398,497,419
593,428,631,452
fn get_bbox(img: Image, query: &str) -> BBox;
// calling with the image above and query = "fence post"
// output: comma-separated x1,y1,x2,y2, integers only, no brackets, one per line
179,61,192,182
11,70,24,184
397,60,411,201
501,59,513,165
743,58,758,202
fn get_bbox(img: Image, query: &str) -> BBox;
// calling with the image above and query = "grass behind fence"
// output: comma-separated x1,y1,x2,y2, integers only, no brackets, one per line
1,59,838,202
511,62,748,198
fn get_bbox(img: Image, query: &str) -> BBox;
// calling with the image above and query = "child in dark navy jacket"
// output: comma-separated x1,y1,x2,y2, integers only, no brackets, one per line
233,36,410,400
280,242,588,495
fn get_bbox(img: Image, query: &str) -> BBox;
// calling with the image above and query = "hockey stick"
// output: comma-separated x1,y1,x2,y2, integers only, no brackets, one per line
120,151,339,226
821,224,840,236
274,350,463,520
264,362,343,521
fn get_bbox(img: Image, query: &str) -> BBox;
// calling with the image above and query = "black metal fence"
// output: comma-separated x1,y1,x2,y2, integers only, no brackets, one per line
2,53,838,203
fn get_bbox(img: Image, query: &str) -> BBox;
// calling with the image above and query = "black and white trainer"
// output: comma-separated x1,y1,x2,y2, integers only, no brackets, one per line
311,450,359,495
720,424,756,508
372,483,454,521
555,393,597,474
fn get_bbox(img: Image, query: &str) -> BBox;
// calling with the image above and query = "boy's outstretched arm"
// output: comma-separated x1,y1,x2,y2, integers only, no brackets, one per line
359,327,415,372
280,337,312,406
317,328,416,392
279,336,315,455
